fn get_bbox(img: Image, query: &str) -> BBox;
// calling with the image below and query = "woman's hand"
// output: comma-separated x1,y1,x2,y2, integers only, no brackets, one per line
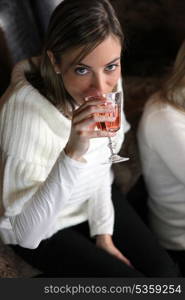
64,97,115,162
96,234,133,267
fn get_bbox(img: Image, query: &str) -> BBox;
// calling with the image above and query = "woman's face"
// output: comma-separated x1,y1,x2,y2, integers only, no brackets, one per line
59,35,122,105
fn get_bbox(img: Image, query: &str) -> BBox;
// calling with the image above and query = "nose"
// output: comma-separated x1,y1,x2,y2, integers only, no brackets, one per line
93,73,105,93
88,73,106,97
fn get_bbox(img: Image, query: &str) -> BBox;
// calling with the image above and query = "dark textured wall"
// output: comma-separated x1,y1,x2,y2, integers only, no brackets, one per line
111,0,185,76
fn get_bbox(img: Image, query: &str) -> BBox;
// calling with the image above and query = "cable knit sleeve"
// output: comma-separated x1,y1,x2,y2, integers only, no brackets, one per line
0,85,87,248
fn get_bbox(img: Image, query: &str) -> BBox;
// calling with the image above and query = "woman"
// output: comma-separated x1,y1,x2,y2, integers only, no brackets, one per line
138,40,185,276
0,0,177,277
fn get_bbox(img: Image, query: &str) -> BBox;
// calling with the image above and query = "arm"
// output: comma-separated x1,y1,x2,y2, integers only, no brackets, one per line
88,168,114,237
144,108,185,184
87,168,132,266
4,151,87,249
0,84,90,248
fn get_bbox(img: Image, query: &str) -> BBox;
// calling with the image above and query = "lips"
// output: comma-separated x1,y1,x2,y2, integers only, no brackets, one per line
83,88,104,98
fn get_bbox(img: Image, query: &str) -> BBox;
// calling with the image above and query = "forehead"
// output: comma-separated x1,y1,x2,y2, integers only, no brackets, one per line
61,35,121,68
82,36,121,65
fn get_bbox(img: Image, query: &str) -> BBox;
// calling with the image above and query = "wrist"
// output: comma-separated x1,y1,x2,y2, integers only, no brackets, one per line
64,144,86,163
96,234,112,245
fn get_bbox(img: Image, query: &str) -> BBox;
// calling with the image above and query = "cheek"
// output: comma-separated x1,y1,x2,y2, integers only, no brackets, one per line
62,73,77,93
62,73,89,100
114,68,121,80
108,69,121,86
71,79,88,94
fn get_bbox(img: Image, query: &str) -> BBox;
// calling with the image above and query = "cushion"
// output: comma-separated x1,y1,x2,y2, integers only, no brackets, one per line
0,238,39,278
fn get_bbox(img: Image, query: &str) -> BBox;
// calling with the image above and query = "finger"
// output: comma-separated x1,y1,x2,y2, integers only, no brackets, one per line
119,256,132,267
118,254,134,268
76,129,116,139
112,250,133,267
73,104,114,124
84,95,106,101
73,97,108,116
74,114,116,131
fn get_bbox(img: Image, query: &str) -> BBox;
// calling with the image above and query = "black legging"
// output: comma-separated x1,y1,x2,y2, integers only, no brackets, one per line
10,183,178,277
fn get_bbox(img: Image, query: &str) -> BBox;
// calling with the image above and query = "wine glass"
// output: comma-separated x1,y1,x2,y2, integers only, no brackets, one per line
95,91,129,164
85,91,129,164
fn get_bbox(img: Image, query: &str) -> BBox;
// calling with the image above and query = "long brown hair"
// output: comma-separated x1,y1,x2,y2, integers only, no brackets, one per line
27,0,124,114
160,40,185,110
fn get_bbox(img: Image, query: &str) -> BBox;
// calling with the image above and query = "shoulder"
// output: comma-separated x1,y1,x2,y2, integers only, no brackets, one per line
138,92,185,145
1,57,45,115
140,91,184,125
1,83,46,122
11,57,41,87
1,75,68,129
0,84,70,159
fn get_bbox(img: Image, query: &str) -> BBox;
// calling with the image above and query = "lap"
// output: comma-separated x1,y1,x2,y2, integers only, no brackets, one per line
11,183,178,277
12,221,143,277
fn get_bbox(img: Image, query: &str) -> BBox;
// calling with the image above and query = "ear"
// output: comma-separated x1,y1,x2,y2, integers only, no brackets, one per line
47,50,61,74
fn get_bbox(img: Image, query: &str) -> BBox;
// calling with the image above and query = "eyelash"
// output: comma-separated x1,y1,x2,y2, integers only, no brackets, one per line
74,67,89,76
74,64,120,76
105,64,120,72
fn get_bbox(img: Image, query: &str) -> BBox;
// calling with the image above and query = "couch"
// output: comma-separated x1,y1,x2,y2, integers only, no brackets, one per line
0,0,184,277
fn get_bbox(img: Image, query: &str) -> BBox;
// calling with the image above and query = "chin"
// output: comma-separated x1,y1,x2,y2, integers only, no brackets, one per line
74,97,84,106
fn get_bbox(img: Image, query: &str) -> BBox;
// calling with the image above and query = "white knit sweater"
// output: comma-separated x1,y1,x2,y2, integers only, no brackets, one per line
0,61,130,249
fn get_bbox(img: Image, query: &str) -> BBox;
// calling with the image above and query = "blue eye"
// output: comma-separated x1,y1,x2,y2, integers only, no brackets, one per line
75,67,89,75
105,64,119,72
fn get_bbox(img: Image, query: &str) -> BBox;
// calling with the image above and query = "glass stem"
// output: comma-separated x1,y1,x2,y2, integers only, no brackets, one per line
108,136,115,156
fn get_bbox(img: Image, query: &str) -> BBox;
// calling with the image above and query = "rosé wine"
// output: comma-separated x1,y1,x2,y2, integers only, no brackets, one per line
96,104,120,132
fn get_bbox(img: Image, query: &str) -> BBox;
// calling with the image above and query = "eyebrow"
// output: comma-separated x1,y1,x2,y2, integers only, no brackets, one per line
76,57,121,68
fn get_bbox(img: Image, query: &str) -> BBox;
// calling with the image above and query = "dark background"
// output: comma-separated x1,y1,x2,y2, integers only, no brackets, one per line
111,0,185,76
